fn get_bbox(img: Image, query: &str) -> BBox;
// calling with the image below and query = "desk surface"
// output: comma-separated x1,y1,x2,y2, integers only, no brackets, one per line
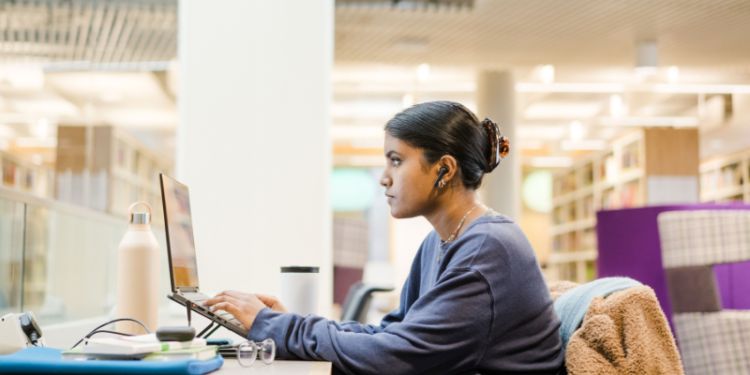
218,358,331,374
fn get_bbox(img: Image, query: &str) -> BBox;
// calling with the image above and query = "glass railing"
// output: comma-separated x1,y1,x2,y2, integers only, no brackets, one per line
0,186,170,326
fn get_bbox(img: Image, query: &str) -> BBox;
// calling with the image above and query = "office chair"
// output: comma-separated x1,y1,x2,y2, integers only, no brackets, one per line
339,282,394,323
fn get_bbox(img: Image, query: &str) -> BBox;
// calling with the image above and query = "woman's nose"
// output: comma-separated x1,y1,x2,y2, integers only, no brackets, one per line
380,174,391,188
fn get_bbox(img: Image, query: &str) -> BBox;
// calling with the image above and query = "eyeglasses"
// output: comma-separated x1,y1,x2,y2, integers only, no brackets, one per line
237,338,276,367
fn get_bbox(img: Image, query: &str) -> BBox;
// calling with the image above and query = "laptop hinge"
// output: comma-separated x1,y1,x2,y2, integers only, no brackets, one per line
176,287,199,294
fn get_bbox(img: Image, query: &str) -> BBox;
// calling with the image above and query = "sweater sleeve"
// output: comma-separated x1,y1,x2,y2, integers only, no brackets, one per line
247,268,493,375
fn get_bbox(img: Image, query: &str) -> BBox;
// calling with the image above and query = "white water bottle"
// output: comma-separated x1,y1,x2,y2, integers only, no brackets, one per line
115,202,160,334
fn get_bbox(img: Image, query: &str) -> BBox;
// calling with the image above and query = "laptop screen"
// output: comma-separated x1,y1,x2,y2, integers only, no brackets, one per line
160,174,200,291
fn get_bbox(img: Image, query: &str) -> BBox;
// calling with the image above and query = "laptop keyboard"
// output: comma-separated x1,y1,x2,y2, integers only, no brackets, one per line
181,292,244,329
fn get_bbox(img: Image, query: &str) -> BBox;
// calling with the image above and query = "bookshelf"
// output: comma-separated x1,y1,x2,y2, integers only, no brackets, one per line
548,128,700,283
700,149,750,203
55,125,172,218
1,151,53,198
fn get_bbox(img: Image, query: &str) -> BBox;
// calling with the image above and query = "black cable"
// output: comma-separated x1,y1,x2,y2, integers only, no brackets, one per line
70,318,149,349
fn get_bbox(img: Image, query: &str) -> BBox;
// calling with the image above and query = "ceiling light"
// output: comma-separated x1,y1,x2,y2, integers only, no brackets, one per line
666,66,680,83
402,93,415,108
416,63,430,82
524,102,603,119
527,156,573,168
609,95,626,117
516,82,625,93
517,125,567,140
569,121,586,141
0,64,45,90
651,84,750,94
560,139,607,151
31,118,52,138
599,116,699,127
537,65,555,84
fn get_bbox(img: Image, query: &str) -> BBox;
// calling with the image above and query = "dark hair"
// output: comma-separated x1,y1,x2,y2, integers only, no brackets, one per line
384,101,510,190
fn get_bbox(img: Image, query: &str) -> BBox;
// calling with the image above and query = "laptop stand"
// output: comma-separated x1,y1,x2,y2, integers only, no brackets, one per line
184,302,221,338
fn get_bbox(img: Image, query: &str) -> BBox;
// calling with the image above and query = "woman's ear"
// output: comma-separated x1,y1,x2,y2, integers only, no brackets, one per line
437,155,459,184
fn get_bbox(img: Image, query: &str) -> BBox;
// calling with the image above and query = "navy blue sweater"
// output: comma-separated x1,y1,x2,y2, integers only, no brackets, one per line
248,213,564,374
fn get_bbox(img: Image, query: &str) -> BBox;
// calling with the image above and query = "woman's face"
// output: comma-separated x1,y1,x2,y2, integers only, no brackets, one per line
380,133,439,218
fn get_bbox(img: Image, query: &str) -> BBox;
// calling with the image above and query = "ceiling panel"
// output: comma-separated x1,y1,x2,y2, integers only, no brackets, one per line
335,0,750,70
0,0,176,67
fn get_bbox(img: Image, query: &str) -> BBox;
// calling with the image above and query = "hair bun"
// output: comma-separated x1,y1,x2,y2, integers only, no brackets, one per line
481,118,510,173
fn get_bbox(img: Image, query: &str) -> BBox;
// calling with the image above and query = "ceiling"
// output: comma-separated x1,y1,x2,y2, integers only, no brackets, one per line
335,0,750,71
0,0,176,67
332,0,750,167
1,0,750,169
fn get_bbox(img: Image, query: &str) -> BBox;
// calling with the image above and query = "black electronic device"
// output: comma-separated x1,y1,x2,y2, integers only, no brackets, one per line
156,326,196,342
434,166,448,188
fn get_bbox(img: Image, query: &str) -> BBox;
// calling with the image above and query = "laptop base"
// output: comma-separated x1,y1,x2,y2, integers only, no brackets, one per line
167,294,248,338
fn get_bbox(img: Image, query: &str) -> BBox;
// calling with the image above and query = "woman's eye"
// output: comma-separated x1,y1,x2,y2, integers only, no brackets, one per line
390,157,401,167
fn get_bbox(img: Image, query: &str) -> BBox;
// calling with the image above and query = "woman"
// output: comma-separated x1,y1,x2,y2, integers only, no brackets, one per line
206,101,564,374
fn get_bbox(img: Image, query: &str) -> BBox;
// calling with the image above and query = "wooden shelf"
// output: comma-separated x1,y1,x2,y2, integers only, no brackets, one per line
55,125,172,218
0,151,53,198
700,149,750,203
550,128,700,283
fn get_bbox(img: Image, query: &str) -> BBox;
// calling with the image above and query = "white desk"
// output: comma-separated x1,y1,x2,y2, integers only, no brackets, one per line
217,358,331,374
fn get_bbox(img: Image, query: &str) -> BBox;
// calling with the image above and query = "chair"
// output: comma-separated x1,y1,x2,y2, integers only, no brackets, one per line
658,210,750,375
339,282,393,323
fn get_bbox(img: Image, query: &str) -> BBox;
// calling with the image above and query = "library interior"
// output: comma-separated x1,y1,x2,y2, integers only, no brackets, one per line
1,1,749,374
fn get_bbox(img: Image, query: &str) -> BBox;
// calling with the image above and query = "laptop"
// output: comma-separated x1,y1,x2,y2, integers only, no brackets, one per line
159,173,247,337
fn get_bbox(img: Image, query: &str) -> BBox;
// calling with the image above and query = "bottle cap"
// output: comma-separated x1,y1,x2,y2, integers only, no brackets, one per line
131,212,151,224
128,202,153,225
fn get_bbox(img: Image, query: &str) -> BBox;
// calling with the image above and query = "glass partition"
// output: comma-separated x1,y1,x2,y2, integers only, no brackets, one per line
0,196,25,316
1,188,171,326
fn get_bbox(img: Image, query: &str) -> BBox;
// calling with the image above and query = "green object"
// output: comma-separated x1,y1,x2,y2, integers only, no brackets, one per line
331,169,376,212
522,171,552,213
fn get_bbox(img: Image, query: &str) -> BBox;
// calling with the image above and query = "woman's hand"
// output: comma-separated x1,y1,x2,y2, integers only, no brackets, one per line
256,293,287,312
204,291,286,331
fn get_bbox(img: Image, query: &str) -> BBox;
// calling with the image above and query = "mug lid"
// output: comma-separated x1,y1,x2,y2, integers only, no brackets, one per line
280,266,319,273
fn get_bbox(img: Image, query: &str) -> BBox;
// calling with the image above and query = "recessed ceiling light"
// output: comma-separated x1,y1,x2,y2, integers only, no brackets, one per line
609,95,626,117
416,63,430,82
402,93,415,108
666,66,680,83
527,156,573,168
537,65,555,84
569,121,586,141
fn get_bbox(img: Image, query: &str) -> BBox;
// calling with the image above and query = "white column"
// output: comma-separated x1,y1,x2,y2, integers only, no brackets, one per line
477,71,520,220
177,0,333,315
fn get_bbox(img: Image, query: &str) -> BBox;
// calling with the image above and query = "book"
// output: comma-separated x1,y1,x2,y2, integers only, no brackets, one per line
80,335,207,356
63,343,216,362
143,346,218,362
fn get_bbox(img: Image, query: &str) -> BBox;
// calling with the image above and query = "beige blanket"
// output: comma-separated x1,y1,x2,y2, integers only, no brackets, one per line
564,285,684,375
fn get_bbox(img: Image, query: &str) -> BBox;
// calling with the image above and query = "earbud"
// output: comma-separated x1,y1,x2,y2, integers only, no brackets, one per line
433,167,448,188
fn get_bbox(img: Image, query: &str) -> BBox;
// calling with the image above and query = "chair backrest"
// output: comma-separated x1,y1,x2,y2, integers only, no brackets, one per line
339,282,394,323
657,210,750,375
658,210,750,268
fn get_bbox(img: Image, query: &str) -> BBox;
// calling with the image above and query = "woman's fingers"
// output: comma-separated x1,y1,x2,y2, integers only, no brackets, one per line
208,301,247,329
205,292,269,330
256,293,287,312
